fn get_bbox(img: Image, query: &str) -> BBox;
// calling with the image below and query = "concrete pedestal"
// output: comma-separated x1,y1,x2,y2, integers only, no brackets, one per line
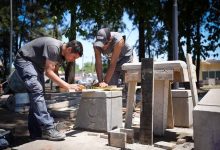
172,89,193,127
153,80,169,136
194,89,220,150
75,91,123,132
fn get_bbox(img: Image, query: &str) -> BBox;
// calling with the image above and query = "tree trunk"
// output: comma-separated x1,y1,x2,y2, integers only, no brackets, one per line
168,31,173,60
138,17,145,62
186,21,192,54
65,6,77,84
195,22,201,88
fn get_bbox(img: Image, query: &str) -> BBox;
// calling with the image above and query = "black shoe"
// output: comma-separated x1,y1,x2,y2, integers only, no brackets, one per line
42,128,66,141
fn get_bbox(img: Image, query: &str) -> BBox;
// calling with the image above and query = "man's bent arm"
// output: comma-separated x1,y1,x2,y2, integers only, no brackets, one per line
45,59,70,89
94,47,103,82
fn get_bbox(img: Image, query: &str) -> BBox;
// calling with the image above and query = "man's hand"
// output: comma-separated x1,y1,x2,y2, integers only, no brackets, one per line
69,84,81,92
68,84,86,92
99,82,108,88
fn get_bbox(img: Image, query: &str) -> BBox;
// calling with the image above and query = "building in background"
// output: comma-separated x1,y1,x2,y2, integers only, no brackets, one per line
200,59,220,86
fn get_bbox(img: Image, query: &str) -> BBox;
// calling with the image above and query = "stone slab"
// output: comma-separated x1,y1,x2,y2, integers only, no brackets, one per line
122,60,190,82
12,130,163,150
198,89,220,106
50,107,78,119
154,141,176,149
193,89,220,150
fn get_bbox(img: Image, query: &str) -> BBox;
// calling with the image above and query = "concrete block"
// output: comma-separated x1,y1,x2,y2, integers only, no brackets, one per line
193,89,220,150
75,91,123,132
172,90,193,127
108,128,126,148
120,128,134,144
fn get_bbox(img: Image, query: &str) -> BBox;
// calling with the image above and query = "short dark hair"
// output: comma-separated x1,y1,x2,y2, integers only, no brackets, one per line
66,40,83,57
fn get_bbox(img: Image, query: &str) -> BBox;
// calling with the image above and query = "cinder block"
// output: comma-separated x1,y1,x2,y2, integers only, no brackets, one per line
108,128,126,148
75,91,123,132
194,89,220,150
172,90,193,127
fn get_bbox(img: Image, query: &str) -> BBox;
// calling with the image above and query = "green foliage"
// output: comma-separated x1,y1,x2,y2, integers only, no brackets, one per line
0,1,11,78
81,62,95,74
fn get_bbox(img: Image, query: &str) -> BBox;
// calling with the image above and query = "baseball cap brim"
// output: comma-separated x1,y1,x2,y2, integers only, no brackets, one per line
94,40,104,47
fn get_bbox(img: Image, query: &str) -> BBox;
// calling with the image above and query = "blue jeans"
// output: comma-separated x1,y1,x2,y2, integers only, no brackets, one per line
109,55,133,86
14,54,54,138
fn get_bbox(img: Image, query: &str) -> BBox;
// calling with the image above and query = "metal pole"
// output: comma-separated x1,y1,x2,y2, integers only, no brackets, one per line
172,0,178,60
172,0,179,89
10,0,13,74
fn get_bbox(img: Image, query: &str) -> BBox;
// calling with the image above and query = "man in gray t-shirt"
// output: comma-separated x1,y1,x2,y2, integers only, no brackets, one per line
93,28,133,87
14,37,83,141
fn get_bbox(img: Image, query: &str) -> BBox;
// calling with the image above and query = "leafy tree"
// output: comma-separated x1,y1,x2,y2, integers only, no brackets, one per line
0,0,11,79
177,0,219,86
124,0,167,61
0,0,64,80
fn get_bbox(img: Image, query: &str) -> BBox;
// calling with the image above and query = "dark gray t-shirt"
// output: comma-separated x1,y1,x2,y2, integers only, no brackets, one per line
100,32,133,61
18,37,64,71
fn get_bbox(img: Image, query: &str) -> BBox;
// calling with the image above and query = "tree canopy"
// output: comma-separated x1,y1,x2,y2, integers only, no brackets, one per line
0,0,219,83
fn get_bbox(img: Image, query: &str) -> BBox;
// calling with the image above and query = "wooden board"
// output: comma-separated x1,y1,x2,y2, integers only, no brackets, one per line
186,53,198,107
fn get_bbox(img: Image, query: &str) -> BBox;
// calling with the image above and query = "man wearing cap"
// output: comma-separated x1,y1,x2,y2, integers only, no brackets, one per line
14,37,83,141
93,28,133,87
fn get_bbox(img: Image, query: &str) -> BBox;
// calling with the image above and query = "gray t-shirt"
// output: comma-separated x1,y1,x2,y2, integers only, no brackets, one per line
100,32,133,62
18,37,64,71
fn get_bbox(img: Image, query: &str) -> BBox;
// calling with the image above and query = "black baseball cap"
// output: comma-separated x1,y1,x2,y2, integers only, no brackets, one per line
94,28,111,47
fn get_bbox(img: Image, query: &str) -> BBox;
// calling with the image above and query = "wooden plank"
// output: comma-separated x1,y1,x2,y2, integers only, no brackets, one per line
186,53,198,106
124,81,137,128
167,82,174,129
139,58,154,145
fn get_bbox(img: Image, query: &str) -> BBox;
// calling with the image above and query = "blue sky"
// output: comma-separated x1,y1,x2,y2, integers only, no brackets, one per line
62,13,220,69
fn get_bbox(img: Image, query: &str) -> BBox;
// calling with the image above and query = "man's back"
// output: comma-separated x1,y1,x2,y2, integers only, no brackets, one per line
18,37,63,71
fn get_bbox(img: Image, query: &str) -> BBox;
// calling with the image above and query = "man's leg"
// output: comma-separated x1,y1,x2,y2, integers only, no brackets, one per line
28,72,47,139
108,70,121,86
14,57,65,140
28,109,42,139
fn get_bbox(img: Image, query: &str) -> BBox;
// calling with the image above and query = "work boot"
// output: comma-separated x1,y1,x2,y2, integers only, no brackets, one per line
42,128,66,141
